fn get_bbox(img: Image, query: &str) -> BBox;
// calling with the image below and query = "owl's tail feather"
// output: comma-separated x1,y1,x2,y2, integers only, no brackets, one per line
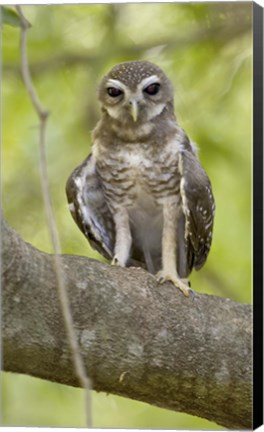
128,246,161,274
143,246,162,275
142,247,155,274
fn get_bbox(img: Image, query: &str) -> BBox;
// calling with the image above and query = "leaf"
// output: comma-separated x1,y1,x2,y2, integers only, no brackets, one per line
0,6,21,28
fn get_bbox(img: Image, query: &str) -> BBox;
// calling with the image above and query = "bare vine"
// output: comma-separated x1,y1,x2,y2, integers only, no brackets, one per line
15,6,92,427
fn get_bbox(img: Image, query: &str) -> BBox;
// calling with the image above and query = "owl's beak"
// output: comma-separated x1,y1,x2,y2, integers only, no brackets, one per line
129,99,138,122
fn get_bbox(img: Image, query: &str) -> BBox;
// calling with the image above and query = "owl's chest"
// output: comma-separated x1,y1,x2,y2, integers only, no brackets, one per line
95,141,181,209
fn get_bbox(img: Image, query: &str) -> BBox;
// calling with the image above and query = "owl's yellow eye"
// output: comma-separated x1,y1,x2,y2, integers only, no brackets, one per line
144,83,160,95
107,87,123,97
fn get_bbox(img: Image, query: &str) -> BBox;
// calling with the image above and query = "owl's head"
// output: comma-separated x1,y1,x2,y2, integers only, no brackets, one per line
98,61,174,125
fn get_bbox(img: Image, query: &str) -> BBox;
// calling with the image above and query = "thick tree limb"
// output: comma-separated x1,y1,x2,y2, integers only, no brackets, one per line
2,220,252,429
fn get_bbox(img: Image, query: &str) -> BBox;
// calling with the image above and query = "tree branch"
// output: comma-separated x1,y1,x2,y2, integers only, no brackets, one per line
2,220,252,429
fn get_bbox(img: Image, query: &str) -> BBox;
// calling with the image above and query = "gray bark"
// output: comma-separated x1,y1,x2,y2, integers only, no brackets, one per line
2,220,252,429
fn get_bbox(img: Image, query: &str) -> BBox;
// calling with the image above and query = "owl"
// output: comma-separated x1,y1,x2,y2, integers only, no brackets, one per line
66,61,215,297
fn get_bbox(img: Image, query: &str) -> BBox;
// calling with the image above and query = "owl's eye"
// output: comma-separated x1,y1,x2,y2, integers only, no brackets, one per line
107,87,123,97
144,83,160,95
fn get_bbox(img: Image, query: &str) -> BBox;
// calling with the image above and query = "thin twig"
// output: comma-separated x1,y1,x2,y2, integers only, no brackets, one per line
16,6,92,428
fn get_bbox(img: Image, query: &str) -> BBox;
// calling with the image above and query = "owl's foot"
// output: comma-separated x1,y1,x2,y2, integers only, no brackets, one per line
111,256,125,267
156,271,191,297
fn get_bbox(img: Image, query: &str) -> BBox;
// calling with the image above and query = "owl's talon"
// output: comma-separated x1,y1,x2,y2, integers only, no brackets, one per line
188,288,198,301
111,256,125,267
156,271,192,297
156,273,166,284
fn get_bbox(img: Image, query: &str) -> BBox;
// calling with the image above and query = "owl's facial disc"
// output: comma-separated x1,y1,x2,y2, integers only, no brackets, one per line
103,74,165,123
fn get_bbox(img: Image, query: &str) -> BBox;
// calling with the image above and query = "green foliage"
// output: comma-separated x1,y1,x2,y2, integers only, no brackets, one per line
1,373,223,429
0,6,21,28
2,3,252,429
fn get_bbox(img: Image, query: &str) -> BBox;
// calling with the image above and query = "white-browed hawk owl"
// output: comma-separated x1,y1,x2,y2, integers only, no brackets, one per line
66,60,215,297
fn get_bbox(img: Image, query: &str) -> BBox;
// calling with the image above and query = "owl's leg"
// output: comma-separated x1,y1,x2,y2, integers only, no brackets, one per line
112,208,132,267
156,199,191,297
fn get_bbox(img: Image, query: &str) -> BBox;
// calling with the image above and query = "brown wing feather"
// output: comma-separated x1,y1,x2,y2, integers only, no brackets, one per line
179,149,215,273
66,154,115,260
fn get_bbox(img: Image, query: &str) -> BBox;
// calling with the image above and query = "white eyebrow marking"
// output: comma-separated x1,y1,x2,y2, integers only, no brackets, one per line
138,75,160,91
105,79,127,92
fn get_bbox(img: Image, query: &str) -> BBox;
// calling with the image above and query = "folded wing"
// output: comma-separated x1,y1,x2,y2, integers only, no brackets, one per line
179,149,215,274
66,154,115,260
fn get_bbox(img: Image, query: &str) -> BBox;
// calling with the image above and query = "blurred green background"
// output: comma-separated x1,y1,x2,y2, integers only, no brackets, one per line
2,2,252,429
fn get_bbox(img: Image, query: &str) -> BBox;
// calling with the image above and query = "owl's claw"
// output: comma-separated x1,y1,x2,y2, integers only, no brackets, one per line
188,288,198,301
111,256,125,267
156,271,192,297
